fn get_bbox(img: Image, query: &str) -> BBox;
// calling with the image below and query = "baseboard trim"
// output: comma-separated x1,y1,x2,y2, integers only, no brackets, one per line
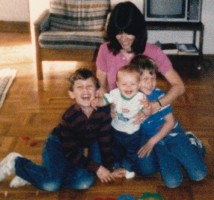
0,21,30,33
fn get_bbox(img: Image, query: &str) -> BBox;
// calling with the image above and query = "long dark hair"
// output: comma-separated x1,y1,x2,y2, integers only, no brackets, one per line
107,1,147,55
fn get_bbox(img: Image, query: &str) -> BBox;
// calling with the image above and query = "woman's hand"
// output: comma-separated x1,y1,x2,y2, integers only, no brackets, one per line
132,112,147,124
96,69,108,97
137,138,156,158
141,97,152,116
97,87,106,97
110,104,116,119
96,166,115,183
150,101,162,114
91,97,99,110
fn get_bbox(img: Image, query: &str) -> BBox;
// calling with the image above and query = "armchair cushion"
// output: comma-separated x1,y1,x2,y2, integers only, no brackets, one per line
49,0,110,31
39,30,105,49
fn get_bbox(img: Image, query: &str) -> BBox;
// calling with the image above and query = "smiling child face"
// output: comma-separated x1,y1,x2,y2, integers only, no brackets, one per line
140,70,157,95
116,70,140,98
69,78,98,108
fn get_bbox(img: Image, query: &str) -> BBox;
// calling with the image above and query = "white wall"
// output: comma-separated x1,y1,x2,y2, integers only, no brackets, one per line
29,0,49,23
201,0,214,54
0,0,213,54
0,0,29,21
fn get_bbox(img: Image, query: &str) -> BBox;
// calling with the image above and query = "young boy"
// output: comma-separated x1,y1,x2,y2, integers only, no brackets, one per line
0,68,124,191
132,55,207,188
91,65,150,178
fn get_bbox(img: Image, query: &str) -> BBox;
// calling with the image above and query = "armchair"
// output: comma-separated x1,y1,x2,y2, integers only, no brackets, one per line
33,0,110,80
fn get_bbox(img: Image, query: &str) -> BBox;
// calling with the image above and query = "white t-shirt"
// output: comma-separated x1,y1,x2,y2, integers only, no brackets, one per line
104,88,145,134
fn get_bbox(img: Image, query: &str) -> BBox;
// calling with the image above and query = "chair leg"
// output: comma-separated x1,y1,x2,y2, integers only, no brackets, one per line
34,44,43,80
33,25,43,80
36,55,43,80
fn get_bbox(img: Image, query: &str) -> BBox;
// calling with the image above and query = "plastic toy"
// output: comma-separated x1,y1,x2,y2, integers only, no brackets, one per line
139,192,163,200
118,194,135,200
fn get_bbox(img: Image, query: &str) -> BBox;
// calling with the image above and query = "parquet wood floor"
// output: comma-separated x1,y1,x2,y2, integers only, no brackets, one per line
0,32,213,200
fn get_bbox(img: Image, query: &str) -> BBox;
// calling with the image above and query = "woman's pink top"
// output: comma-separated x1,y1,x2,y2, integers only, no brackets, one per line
96,42,173,90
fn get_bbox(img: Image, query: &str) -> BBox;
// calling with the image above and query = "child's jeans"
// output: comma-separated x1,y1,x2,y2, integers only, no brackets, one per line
111,129,159,175
111,129,141,171
155,131,207,188
14,134,94,191
84,130,159,176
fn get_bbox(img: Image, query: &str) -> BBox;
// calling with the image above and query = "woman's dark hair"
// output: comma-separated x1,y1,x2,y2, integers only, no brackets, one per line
107,1,147,55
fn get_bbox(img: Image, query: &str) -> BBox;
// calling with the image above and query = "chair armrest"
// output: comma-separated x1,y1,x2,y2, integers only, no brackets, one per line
33,9,50,57
34,9,51,33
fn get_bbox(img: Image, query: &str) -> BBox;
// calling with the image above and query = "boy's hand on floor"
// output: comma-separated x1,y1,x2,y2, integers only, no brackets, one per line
96,166,115,183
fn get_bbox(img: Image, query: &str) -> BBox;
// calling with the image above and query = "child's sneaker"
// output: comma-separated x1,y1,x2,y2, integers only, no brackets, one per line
0,152,22,182
10,176,30,188
186,131,203,148
125,170,135,179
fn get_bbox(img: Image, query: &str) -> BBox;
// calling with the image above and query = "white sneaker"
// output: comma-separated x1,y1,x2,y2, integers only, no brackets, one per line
186,131,203,148
10,176,30,188
125,170,135,179
0,152,22,182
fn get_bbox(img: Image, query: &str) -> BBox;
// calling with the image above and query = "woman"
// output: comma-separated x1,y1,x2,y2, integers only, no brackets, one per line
96,1,185,115
95,1,185,176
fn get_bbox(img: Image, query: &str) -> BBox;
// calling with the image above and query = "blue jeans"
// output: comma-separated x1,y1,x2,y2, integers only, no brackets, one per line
133,133,159,176
15,134,94,191
155,131,207,188
111,129,141,171
111,129,159,175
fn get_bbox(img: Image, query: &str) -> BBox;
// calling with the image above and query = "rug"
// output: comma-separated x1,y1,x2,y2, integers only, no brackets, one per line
0,68,16,108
